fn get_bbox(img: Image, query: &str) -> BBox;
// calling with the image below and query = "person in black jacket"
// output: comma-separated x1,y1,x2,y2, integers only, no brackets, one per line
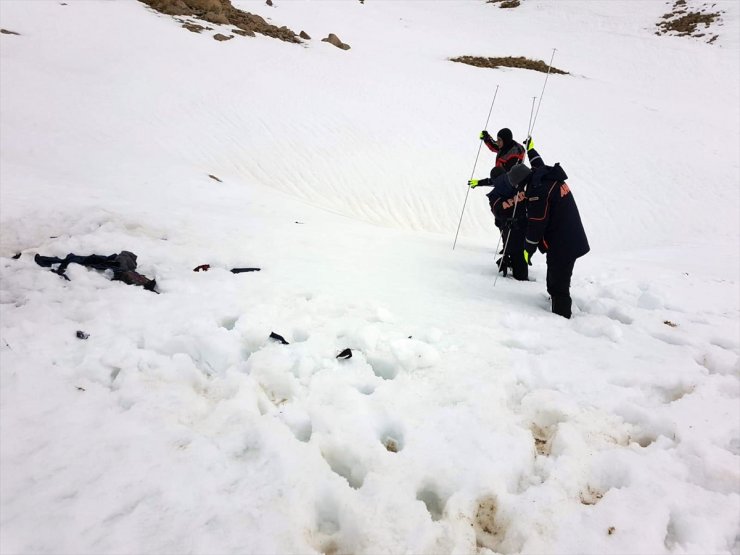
506,138,590,318
481,127,525,172
467,128,529,280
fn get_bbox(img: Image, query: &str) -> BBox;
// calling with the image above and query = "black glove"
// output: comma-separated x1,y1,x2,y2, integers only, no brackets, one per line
480,130,492,141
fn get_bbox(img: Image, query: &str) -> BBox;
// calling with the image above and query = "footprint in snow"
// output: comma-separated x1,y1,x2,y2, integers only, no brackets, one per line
366,354,398,380
473,495,507,552
416,485,447,521
572,316,623,342
355,382,376,395
630,430,658,448
309,495,342,555
531,424,555,457
575,299,634,325
695,348,739,376
651,383,695,404
321,449,366,490
279,406,313,443
379,424,404,453
579,485,605,506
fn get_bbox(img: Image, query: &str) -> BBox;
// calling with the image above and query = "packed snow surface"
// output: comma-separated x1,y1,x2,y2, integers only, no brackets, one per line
1,1,739,553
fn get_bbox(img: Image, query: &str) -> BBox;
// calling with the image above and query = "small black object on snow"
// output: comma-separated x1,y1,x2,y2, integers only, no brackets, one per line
269,332,289,345
12,253,21,259
76,331,89,340
336,348,352,359
231,268,261,273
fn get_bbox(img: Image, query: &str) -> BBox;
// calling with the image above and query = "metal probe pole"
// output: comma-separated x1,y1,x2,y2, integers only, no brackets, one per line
452,85,499,250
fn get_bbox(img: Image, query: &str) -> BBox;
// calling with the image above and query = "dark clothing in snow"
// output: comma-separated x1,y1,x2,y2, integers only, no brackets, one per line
34,251,157,292
478,134,527,223
523,148,590,261
479,169,529,280
475,136,528,280
483,130,525,172
521,147,589,318
496,215,529,280
546,256,576,319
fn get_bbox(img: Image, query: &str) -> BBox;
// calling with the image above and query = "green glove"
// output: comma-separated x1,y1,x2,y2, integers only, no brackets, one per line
480,130,491,141
468,179,479,188
523,136,535,151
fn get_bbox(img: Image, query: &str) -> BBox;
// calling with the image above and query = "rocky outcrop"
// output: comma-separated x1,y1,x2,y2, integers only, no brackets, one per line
182,22,208,32
140,0,299,43
487,0,522,7
321,33,350,50
450,56,567,74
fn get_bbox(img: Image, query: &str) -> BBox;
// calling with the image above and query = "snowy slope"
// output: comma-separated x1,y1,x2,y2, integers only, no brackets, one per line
1,1,739,554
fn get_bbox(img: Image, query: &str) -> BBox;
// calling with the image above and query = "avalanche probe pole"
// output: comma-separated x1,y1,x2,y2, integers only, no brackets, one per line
452,85,499,250
527,96,537,138
529,48,557,138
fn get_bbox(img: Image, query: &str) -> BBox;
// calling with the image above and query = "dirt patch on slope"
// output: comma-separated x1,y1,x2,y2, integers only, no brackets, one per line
450,55,568,75
139,0,300,42
655,0,722,43
487,0,522,7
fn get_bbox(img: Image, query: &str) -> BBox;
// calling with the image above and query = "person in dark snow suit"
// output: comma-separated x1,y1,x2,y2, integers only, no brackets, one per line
467,128,529,280
507,138,590,318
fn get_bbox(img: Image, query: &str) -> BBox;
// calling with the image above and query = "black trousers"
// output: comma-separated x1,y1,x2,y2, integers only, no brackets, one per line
546,256,576,318
502,226,528,281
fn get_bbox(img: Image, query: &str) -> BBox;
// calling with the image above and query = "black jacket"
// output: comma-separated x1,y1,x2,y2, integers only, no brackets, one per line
476,140,527,228
523,148,590,260
483,136,525,172
485,173,526,228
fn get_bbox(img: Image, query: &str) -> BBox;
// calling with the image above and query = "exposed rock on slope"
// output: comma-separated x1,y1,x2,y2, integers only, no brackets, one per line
450,56,567,74
487,0,522,7
655,0,722,43
322,33,350,50
140,0,300,43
